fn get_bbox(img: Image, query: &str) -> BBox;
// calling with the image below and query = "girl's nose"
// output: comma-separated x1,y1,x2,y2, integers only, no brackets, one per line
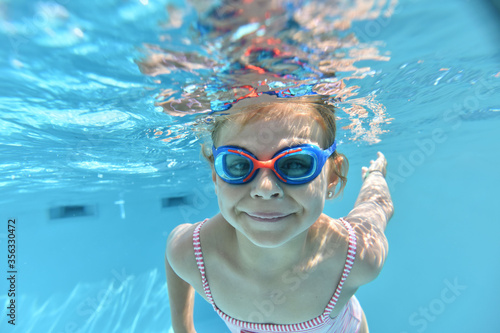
250,169,284,199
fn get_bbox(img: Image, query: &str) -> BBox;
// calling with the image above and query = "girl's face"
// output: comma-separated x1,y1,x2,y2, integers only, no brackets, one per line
212,112,337,248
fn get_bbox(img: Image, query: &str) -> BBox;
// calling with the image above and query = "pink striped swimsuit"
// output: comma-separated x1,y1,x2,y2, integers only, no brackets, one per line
193,218,362,333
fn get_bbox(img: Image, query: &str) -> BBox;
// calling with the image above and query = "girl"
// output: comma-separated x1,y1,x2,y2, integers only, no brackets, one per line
166,97,394,333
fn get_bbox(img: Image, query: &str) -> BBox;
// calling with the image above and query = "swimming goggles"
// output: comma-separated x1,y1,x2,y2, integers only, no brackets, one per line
212,141,337,185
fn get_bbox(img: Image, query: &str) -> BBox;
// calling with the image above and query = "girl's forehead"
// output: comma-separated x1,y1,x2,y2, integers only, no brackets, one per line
218,114,325,149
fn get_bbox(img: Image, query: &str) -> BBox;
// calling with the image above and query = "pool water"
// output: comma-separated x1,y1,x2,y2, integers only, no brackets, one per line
1,0,499,332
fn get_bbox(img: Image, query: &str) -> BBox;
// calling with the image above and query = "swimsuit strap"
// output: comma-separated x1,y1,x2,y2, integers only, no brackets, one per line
192,219,215,305
322,217,357,318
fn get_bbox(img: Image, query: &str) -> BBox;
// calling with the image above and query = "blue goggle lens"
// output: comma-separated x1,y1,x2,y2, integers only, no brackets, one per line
275,152,316,179
222,154,252,179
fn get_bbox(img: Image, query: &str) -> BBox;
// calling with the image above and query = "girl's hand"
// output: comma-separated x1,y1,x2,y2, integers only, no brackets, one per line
361,152,387,179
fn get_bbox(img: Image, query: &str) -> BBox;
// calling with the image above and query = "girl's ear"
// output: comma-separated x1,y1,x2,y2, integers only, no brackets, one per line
327,176,339,195
326,160,339,198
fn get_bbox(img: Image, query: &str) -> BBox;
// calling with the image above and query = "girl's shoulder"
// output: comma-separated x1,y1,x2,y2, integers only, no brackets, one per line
311,214,351,246
339,215,389,287
166,220,205,288
307,215,352,273
314,214,387,288
165,215,229,300
166,214,229,268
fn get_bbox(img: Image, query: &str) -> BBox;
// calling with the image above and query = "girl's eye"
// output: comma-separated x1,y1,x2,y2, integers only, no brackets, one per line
228,161,249,173
225,155,250,176
278,157,312,176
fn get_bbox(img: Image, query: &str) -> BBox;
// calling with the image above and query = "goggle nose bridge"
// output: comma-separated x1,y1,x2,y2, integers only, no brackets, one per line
227,147,302,169
253,159,275,169
241,154,286,183
233,147,303,183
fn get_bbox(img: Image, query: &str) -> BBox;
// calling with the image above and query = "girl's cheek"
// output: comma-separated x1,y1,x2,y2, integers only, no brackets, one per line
217,182,245,199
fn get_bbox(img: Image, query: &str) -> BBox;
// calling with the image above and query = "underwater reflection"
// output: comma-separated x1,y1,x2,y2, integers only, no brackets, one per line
137,0,397,143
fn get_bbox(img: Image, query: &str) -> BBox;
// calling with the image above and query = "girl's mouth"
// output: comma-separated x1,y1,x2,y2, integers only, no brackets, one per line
245,212,291,222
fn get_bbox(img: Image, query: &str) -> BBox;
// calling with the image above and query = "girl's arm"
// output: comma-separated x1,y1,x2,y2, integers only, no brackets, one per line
350,151,394,231
345,152,394,285
166,225,198,333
